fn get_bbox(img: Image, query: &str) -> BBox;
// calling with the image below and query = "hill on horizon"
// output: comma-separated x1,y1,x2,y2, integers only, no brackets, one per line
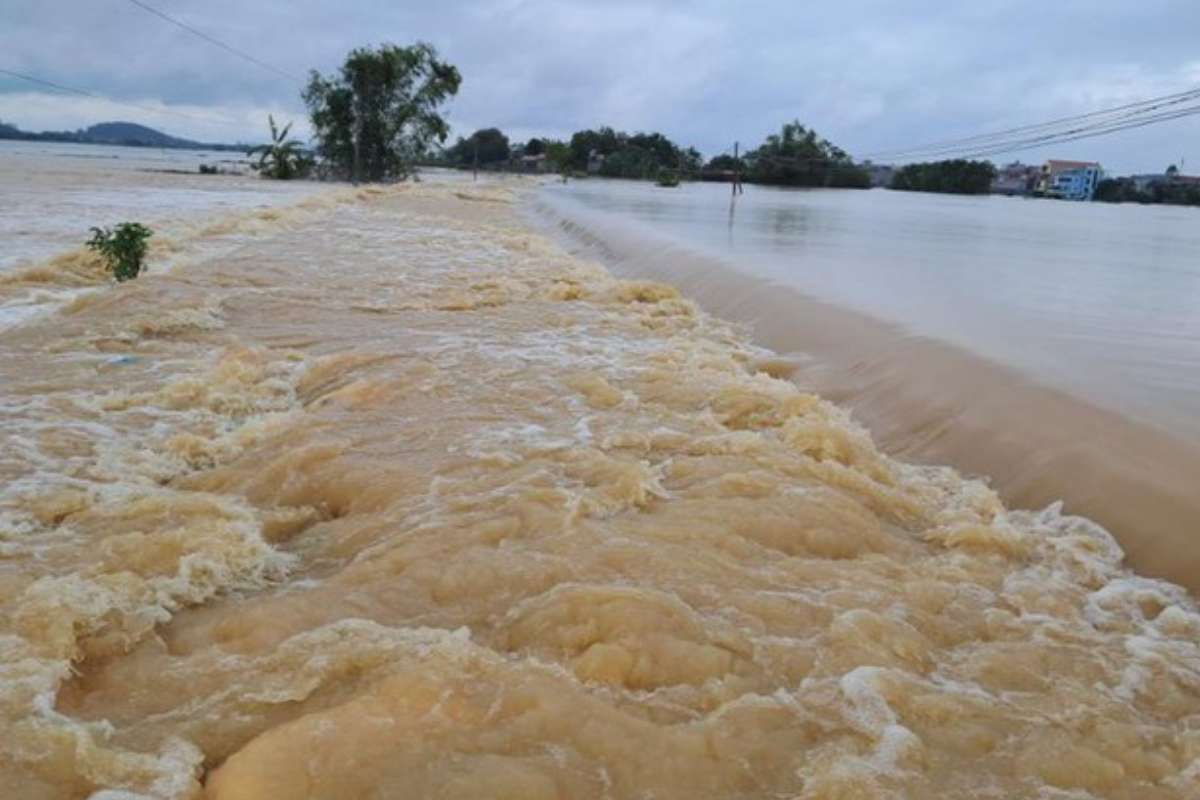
0,119,247,151
82,121,192,147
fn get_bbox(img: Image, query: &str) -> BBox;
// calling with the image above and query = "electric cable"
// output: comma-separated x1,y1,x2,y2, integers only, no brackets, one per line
0,66,246,129
862,85,1200,163
120,0,304,84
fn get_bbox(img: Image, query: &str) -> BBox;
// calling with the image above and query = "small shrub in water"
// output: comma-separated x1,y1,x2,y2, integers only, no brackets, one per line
86,222,153,282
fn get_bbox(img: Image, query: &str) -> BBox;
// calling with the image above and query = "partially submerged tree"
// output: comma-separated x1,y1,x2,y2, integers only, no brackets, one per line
248,115,311,179
303,42,461,182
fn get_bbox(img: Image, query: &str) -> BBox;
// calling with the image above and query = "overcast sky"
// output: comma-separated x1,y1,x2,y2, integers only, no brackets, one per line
2,0,1198,174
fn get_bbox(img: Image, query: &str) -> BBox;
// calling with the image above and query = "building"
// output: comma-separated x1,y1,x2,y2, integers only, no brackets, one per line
991,162,1040,195
516,153,550,173
1038,159,1104,201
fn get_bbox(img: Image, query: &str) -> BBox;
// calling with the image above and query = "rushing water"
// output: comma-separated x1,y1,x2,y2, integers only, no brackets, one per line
1,159,1199,800
530,180,1200,592
534,180,1200,444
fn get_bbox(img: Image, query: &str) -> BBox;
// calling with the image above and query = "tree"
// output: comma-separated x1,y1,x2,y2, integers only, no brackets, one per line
543,140,572,180
890,159,997,195
449,127,511,167
746,121,869,188
567,127,625,172
703,154,747,175
248,115,312,179
303,42,461,182
1094,177,1151,204
560,127,699,180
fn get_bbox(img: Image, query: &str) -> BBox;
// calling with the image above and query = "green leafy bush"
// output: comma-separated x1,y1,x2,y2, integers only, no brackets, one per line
86,222,153,282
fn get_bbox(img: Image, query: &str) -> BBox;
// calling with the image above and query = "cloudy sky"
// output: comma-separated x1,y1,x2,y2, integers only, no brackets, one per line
3,0,1198,174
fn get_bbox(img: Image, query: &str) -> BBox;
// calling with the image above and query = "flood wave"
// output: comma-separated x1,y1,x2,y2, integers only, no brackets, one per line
1,180,1197,799
528,193,1200,595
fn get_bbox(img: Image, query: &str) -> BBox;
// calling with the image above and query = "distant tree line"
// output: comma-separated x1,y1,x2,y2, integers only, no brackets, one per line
441,126,703,183
436,120,872,189
890,160,997,195
1094,169,1200,207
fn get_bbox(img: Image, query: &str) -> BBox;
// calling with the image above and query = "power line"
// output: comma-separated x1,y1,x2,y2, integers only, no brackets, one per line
0,66,245,129
962,103,1200,160
0,68,92,97
120,0,304,84
862,85,1200,164
866,87,1200,160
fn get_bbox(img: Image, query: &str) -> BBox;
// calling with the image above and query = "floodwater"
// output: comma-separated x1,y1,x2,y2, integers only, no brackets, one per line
530,180,1200,592
1,153,1199,800
0,141,323,327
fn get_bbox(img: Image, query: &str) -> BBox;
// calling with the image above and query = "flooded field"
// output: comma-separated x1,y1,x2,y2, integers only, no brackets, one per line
1,168,1198,799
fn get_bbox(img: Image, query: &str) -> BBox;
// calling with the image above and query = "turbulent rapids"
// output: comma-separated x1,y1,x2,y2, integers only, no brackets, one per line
1,180,1198,799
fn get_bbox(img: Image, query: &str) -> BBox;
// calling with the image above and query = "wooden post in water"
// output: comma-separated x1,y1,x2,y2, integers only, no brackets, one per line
732,141,744,196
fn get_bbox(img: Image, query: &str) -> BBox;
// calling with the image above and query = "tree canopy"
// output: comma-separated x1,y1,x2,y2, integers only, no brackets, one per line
563,127,701,179
1095,176,1200,206
890,160,997,195
746,121,869,188
303,42,461,182
447,127,511,167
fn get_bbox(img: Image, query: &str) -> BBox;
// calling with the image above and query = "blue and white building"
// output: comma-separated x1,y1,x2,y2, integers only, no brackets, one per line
1038,160,1104,201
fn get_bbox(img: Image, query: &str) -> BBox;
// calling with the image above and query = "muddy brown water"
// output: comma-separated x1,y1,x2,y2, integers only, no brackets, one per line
1,178,1198,799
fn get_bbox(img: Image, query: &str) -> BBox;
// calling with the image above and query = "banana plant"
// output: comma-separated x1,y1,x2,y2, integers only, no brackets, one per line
249,115,312,179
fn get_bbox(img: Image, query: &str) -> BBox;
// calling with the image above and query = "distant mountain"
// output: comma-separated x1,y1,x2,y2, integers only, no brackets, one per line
0,120,247,151
81,121,192,147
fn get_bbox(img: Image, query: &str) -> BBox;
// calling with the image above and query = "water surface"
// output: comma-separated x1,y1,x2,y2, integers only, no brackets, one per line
2,165,1198,800
530,180,1200,590
536,180,1200,443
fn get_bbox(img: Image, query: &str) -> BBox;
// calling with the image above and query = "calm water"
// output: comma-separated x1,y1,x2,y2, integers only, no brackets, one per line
535,180,1200,445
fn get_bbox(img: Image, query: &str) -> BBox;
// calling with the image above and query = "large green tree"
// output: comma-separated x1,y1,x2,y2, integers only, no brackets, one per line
746,121,869,188
303,42,461,182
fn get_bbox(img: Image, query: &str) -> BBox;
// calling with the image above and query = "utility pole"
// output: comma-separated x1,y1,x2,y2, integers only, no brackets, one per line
732,141,744,196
